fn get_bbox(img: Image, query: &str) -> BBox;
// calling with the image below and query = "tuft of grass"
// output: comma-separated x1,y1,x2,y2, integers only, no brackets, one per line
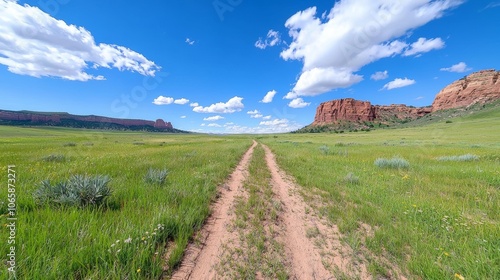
42,154,67,162
33,175,111,207
319,145,330,155
374,157,410,169
344,173,360,184
144,168,169,185
63,142,77,147
437,154,479,162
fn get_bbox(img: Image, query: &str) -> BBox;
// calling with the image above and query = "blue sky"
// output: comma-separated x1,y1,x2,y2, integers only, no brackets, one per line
0,0,499,133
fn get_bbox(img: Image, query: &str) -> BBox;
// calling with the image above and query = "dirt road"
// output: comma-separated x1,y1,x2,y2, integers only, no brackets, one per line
170,142,368,280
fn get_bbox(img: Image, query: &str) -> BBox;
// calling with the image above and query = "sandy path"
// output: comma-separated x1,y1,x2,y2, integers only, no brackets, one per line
170,140,257,280
262,144,335,280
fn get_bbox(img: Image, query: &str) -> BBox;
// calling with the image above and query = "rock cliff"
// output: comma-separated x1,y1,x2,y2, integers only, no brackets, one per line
313,98,431,126
313,69,500,126
432,69,500,112
0,110,174,131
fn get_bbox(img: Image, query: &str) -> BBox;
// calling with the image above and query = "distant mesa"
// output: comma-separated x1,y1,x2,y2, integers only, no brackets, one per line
311,69,500,128
0,110,179,132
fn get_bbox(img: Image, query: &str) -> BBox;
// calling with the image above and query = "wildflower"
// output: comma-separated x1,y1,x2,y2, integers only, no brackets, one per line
412,204,417,208
402,174,409,180
115,240,120,243
124,237,132,243
454,273,464,280
444,252,450,257
111,244,115,247
141,237,146,241
116,249,121,253
137,268,141,273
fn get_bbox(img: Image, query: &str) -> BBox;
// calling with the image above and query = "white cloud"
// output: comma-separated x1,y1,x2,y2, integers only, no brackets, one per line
180,116,187,119
280,1,463,97
247,110,260,115
185,38,195,45
403,38,445,56
153,96,174,105
261,90,277,103
288,98,311,108
193,96,244,113
201,123,206,127
440,62,471,73
415,96,424,100
190,102,199,107
262,115,272,120
251,114,263,119
0,0,160,81
255,30,282,49
203,115,225,121
207,123,222,127
260,119,289,126
174,98,190,105
371,70,389,81
382,78,416,90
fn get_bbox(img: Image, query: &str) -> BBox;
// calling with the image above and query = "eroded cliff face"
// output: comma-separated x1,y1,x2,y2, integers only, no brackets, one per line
0,110,174,130
312,98,431,126
313,70,500,126
432,70,500,112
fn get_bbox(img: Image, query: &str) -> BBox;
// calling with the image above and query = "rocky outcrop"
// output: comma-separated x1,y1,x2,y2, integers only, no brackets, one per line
432,69,500,112
0,110,175,131
313,69,500,126
314,99,376,124
312,98,431,126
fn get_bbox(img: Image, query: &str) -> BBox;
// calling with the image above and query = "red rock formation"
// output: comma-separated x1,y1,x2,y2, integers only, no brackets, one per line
0,110,174,131
432,69,500,112
312,98,430,126
313,99,376,125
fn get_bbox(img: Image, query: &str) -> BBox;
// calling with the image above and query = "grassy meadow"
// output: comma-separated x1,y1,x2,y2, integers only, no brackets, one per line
0,104,498,279
0,126,251,279
259,107,500,279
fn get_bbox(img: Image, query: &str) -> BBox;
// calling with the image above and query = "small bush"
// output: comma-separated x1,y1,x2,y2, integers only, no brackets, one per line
437,154,479,162
63,142,77,147
33,175,111,207
42,154,67,162
319,145,330,155
144,168,169,185
344,173,360,184
375,157,410,169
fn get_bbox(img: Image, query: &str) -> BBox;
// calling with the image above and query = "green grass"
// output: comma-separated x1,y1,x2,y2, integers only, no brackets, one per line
0,126,251,279
260,108,500,279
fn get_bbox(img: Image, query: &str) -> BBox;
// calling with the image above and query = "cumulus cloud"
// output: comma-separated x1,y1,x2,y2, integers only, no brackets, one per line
261,90,277,103
382,78,416,90
185,38,195,45
262,115,272,120
174,98,190,105
403,37,445,56
288,98,311,108
180,116,187,119
251,114,263,119
0,0,160,81
203,115,225,121
247,110,260,115
153,96,174,105
371,70,389,81
190,102,199,107
207,123,222,127
255,30,282,49
440,62,471,73
280,1,463,98
259,119,289,126
193,96,244,113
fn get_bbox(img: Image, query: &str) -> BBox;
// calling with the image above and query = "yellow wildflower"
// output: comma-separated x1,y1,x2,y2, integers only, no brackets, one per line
454,273,464,280
137,268,141,273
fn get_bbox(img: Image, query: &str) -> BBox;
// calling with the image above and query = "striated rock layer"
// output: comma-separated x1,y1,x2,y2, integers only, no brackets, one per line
313,98,431,126
432,69,500,112
0,110,173,130
313,69,500,126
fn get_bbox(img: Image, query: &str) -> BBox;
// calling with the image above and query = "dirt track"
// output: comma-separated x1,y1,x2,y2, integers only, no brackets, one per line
170,141,368,280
